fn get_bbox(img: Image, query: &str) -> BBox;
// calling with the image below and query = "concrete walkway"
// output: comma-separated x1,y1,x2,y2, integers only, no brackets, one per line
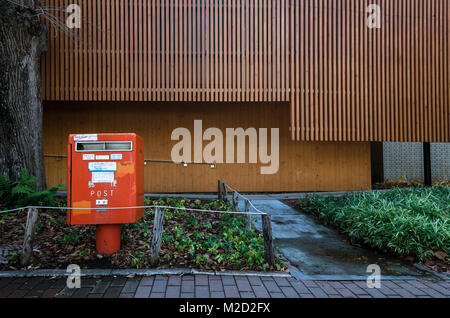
238,200,443,281
0,274,448,298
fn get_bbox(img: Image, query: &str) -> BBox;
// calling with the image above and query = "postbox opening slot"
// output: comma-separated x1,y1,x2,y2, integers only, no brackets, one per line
105,142,132,151
75,141,132,152
76,142,105,151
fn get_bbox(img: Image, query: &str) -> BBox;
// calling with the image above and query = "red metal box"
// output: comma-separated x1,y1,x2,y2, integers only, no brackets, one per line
67,133,144,226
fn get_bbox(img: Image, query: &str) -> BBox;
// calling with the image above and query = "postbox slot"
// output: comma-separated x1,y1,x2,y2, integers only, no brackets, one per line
76,142,105,151
75,141,132,152
105,141,132,151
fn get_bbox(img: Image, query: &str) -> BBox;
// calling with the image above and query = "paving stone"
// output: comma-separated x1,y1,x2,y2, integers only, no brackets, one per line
342,282,369,295
240,292,256,298
269,292,285,298
328,281,346,289
236,277,252,292
119,293,134,298
209,279,224,292
211,291,225,298
121,279,140,293
391,288,416,298
299,293,314,298
365,288,387,298
224,285,240,298
88,294,103,298
336,288,356,298
57,286,77,297
252,285,270,298
72,288,91,298
155,275,168,281
247,276,263,286
180,293,195,298
274,277,291,287
316,282,339,295
291,281,310,294
423,282,450,296
149,292,165,298
195,275,209,286
20,278,43,290
90,281,111,294
308,287,329,298
80,277,98,288
421,288,446,298
110,276,128,287
262,280,282,293
396,283,427,296
328,294,344,298
406,280,430,290
221,276,236,286
41,288,60,298
103,286,123,298
381,281,401,289
181,280,195,293
151,280,167,293
166,286,181,298
302,280,319,288
182,275,195,281
134,286,151,298
167,276,181,286
8,289,29,298
280,286,299,298
50,278,69,289
195,285,210,298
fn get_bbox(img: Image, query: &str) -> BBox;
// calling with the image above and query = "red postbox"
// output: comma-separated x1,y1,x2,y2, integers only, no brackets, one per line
67,133,144,254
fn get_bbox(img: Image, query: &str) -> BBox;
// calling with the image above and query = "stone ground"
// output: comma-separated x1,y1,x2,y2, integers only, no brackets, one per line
0,274,448,298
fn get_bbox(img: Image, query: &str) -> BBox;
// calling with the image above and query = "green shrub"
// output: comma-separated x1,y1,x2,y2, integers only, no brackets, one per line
297,187,450,262
0,169,62,209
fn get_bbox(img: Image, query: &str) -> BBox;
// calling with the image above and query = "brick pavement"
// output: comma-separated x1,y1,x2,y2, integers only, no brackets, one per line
0,275,448,298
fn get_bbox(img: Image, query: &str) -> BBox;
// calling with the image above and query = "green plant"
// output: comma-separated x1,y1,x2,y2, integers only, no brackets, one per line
0,169,62,209
297,186,450,262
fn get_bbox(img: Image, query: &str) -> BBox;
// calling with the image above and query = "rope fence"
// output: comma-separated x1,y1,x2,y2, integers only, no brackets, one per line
1,180,275,267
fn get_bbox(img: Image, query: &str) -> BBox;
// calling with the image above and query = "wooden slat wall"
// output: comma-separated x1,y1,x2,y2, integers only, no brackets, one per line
43,101,372,192
41,0,449,142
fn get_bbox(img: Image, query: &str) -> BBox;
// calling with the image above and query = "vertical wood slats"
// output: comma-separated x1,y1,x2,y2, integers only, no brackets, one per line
41,0,449,142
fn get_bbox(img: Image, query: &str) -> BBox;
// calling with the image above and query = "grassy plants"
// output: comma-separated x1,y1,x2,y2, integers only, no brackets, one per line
297,186,449,262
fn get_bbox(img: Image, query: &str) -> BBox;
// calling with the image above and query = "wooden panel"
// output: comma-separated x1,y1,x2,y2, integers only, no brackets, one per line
41,0,449,142
43,101,371,192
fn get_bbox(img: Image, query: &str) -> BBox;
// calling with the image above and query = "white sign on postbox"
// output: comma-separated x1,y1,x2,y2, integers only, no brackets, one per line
88,162,117,172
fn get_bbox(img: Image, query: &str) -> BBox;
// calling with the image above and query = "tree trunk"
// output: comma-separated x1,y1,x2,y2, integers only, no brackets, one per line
0,0,47,190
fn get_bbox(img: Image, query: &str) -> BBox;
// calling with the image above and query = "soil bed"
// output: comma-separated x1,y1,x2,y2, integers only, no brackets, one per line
0,197,287,272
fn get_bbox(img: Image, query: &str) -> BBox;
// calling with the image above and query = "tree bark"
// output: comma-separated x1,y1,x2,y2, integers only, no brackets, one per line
0,0,47,190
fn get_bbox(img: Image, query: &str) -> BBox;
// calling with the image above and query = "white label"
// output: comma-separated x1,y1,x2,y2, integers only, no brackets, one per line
95,199,108,205
91,171,115,183
88,162,117,172
74,134,98,141
95,155,110,160
110,154,123,160
82,154,95,160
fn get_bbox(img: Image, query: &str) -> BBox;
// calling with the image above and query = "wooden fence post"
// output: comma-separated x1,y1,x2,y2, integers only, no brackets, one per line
222,182,228,202
244,200,252,230
20,207,39,266
232,191,238,211
150,207,165,266
218,180,222,200
261,213,275,267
